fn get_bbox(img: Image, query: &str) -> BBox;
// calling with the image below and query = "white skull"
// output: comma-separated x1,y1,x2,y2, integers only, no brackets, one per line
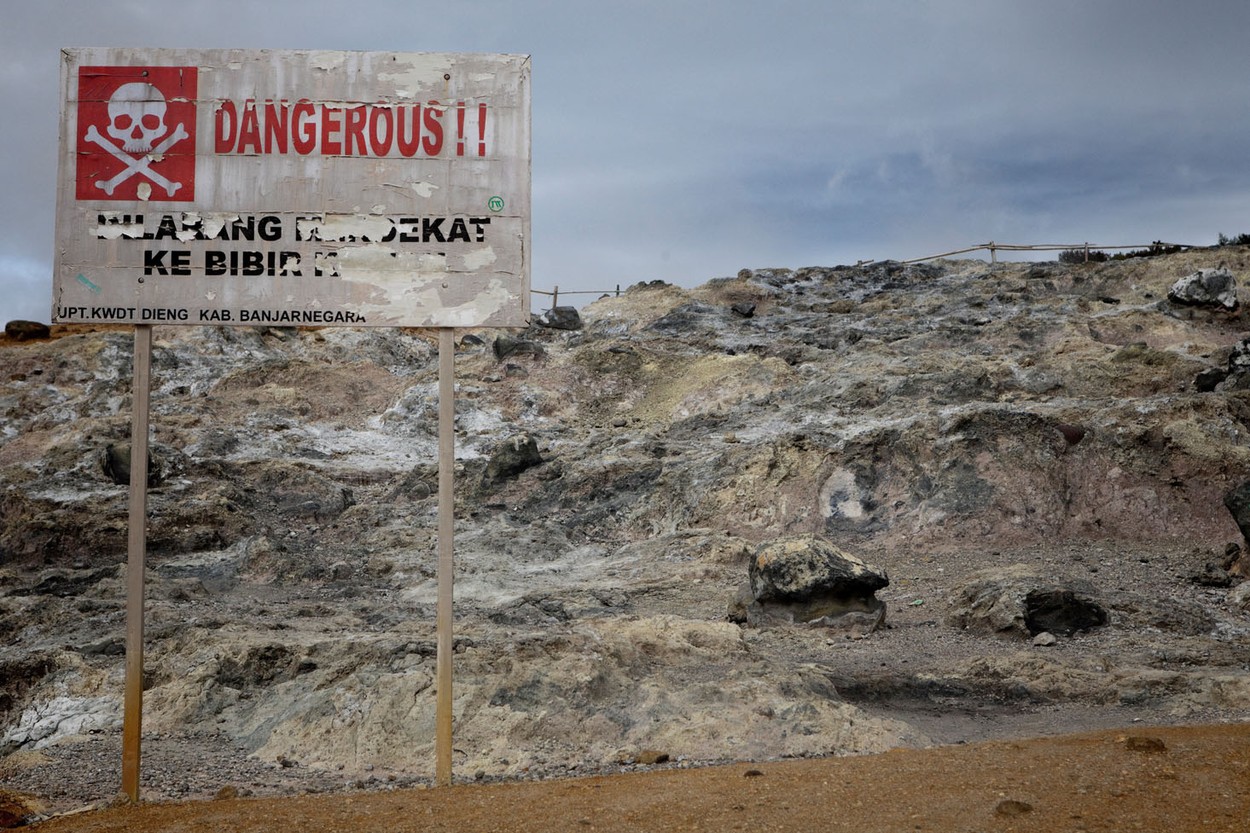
106,82,168,154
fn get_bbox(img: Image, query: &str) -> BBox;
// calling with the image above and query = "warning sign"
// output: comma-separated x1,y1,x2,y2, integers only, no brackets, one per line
74,66,197,202
53,48,530,328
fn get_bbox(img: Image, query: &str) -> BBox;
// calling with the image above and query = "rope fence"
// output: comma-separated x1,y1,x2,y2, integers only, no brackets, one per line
530,240,1200,311
892,240,1195,266
531,285,622,310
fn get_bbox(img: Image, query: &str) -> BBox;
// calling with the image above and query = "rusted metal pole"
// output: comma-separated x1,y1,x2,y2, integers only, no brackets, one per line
122,324,152,802
435,327,455,786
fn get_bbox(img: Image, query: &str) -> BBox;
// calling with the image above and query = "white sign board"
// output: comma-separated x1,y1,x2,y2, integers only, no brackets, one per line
53,48,530,328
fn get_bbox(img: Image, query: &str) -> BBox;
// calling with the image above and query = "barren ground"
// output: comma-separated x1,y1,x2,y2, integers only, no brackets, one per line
17,724,1250,833
5,257,1250,831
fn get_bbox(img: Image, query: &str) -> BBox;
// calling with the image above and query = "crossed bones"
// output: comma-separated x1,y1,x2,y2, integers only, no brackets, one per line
85,123,189,197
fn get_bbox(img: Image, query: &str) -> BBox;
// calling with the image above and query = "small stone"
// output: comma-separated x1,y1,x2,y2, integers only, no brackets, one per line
1125,736,1167,753
1032,631,1058,647
995,799,1034,817
4,320,51,341
0,789,44,827
1191,562,1232,588
1196,367,1228,392
492,335,545,361
102,442,161,487
1230,582,1250,612
538,306,583,331
1055,423,1086,445
481,434,543,487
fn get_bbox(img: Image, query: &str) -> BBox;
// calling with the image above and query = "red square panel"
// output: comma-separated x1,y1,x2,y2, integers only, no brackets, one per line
75,66,197,202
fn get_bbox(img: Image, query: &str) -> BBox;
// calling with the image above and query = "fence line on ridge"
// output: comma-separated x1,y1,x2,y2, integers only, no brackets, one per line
529,240,1202,311
892,240,1195,266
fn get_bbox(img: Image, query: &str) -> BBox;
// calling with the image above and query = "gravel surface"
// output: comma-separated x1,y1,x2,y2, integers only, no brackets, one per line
13,723,1250,833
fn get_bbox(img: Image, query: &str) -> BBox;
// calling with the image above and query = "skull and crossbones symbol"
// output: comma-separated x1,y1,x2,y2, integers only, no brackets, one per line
85,82,188,197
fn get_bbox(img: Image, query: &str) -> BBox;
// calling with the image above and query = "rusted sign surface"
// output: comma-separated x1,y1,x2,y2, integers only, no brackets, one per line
53,48,530,327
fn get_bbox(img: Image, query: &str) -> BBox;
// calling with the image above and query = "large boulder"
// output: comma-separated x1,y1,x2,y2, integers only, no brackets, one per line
750,534,888,600
1215,339,1250,391
946,566,1107,638
1167,267,1238,310
1223,482,1250,575
481,434,543,488
101,443,161,487
1231,582,1250,613
492,335,545,361
734,534,888,631
3,321,50,341
536,306,583,331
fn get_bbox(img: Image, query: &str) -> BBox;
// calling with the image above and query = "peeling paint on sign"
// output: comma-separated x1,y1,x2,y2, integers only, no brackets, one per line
53,48,530,328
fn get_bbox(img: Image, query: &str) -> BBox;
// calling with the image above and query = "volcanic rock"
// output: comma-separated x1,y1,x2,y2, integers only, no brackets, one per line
537,306,583,331
946,566,1107,637
493,335,545,361
0,789,42,828
482,434,543,487
1223,480,1250,549
749,534,888,600
101,442,159,487
738,534,888,629
4,250,1250,809
1231,582,1250,613
1167,267,1238,310
3,321,49,342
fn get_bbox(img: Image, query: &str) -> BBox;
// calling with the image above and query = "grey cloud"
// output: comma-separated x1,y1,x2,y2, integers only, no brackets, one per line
5,1,1250,321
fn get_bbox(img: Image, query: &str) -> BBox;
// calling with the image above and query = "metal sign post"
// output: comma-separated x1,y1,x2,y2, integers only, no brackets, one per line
435,328,456,785
121,324,152,802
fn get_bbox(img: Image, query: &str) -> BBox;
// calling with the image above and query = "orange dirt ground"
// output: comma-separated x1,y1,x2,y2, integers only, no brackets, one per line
21,723,1250,833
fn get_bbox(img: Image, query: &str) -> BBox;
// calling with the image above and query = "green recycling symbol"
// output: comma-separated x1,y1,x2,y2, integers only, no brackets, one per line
487,196,505,212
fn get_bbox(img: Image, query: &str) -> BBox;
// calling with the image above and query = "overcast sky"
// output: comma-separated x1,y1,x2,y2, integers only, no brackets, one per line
4,0,1250,323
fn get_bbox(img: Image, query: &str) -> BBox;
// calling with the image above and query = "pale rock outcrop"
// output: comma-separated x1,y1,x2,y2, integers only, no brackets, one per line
946,566,1107,638
1167,267,1238,310
730,534,888,632
4,250,1250,797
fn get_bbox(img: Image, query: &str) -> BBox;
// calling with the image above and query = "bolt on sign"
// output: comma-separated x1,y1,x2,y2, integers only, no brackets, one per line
53,48,530,328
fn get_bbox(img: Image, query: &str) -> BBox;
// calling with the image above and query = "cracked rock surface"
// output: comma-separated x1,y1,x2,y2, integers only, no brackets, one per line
2,250,1250,813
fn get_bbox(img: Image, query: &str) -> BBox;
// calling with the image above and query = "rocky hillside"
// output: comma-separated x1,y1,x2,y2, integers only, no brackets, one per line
2,249,1250,810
